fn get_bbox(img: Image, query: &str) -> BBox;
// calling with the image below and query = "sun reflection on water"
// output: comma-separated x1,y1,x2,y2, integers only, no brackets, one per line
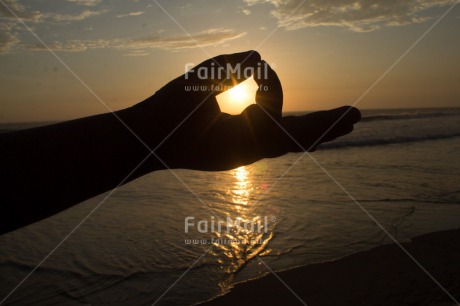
232,166,251,208
211,166,274,280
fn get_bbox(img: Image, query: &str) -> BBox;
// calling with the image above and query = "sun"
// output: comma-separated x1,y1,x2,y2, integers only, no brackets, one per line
216,77,258,114
228,84,250,101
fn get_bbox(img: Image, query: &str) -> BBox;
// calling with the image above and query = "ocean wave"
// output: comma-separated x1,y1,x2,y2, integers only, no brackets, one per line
322,132,460,149
361,110,460,122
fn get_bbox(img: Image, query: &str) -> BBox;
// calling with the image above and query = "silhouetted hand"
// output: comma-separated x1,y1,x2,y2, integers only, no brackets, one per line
0,50,361,233
125,50,361,171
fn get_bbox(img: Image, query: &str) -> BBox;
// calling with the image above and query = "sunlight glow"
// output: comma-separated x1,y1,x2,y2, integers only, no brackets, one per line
229,84,250,101
231,166,250,208
216,77,259,115
209,165,273,274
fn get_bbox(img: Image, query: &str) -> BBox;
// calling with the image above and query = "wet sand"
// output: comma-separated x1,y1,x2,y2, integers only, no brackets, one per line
201,229,460,306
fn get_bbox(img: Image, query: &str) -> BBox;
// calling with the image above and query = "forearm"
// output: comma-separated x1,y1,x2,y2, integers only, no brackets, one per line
0,107,162,234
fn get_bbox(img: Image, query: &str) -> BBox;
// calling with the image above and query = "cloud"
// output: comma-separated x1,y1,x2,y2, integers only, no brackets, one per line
123,50,149,57
67,0,101,6
22,28,247,53
117,11,145,18
49,9,104,22
244,0,458,32
1,2,245,56
0,31,19,53
0,0,105,23
0,0,44,23
0,0,107,53
241,8,251,15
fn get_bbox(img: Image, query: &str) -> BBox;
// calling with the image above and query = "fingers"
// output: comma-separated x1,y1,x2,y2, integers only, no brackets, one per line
254,60,283,120
234,60,283,157
240,60,283,122
211,50,261,75
238,60,283,155
328,105,361,125
185,50,262,93
279,106,361,152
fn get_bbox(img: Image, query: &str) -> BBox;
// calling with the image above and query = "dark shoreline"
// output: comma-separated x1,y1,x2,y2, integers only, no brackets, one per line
200,229,460,306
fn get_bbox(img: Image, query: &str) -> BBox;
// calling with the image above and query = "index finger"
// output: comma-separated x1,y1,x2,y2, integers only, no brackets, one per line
184,50,262,94
254,61,283,120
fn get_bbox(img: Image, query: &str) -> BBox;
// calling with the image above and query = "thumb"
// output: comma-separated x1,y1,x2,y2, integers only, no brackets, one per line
254,60,283,121
239,104,286,158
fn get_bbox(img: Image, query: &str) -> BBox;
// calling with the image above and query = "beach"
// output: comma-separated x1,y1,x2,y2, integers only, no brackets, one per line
1,108,459,305
1,0,460,304
202,229,460,306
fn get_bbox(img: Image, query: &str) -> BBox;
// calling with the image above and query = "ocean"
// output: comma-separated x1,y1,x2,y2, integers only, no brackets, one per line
1,108,460,305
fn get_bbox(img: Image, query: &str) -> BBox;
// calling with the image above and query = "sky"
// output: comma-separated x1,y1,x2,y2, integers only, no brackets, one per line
0,0,459,122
